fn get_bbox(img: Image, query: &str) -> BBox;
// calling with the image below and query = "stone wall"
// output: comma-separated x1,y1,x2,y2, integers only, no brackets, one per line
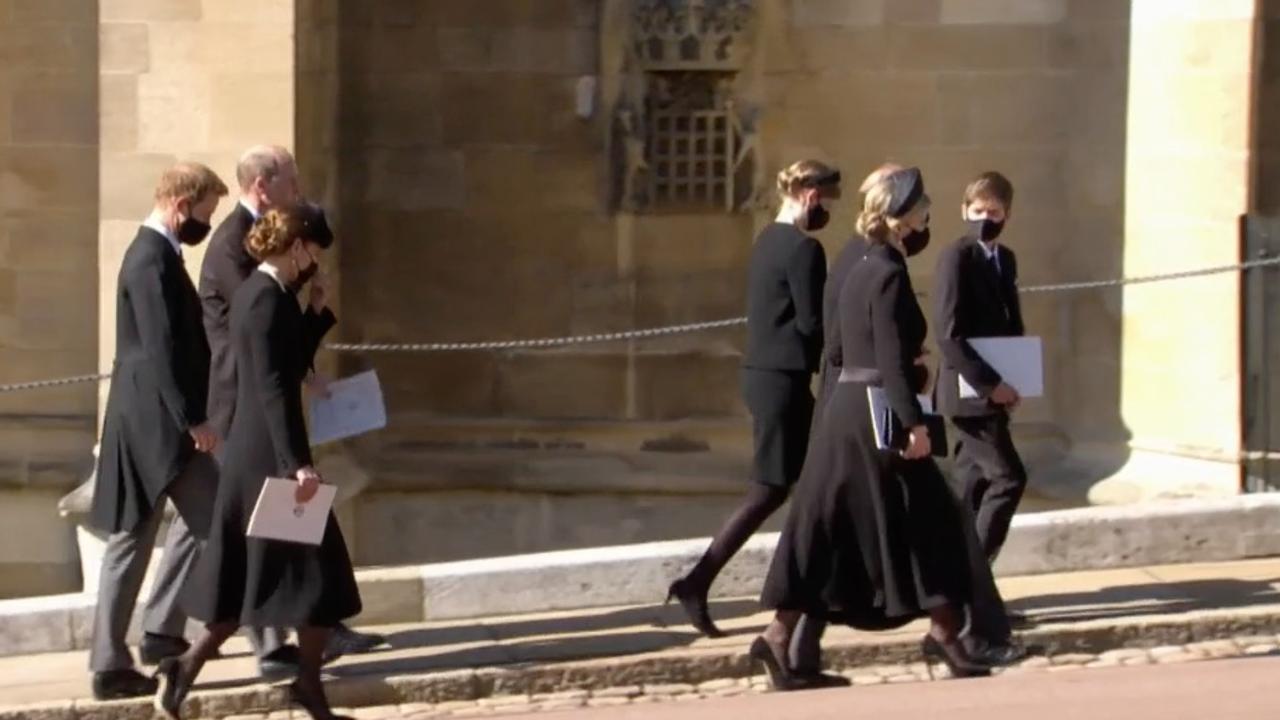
0,0,1264,591
315,0,1137,566
325,0,755,425
97,0,297,382
330,0,1132,429
0,0,100,597
752,0,1131,452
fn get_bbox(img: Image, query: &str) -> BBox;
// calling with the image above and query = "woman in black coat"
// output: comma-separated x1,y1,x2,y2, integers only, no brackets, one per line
753,168,990,688
155,205,360,720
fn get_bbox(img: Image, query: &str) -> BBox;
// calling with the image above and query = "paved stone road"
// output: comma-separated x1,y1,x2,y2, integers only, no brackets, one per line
492,655,1280,720
186,632,1280,719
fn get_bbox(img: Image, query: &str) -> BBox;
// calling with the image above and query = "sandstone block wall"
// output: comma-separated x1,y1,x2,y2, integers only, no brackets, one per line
0,0,100,597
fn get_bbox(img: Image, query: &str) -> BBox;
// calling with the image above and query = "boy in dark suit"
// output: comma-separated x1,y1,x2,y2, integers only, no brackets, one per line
934,172,1027,562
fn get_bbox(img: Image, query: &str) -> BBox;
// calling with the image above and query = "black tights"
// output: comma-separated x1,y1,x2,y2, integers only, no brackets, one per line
177,623,338,719
685,483,789,593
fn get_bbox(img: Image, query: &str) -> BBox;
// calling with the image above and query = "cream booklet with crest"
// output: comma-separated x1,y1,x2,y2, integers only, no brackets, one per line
246,477,337,546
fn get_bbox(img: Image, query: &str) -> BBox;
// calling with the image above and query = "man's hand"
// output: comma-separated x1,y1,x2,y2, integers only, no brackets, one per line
295,465,322,503
990,382,1021,408
189,422,219,454
902,425,931,460
308,268,328,313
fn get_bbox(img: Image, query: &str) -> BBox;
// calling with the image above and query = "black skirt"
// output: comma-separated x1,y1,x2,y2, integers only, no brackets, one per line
760,380,972,629
741,368,814,489
183,459,362,628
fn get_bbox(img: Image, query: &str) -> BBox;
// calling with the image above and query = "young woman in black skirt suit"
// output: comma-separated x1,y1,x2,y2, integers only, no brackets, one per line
753,167,990,689
665,160,839,639
154,205,361,720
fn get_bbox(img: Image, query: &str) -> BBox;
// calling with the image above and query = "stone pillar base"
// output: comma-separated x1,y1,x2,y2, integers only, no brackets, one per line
1034,443,1241,507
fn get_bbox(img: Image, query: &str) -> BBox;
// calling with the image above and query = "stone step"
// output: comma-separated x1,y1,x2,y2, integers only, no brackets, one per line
3,575,1280,720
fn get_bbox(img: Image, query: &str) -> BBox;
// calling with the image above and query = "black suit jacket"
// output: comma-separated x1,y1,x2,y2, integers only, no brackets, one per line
742,222,826,374
933,235,1025,417
91,227,211,533
200,203,258,438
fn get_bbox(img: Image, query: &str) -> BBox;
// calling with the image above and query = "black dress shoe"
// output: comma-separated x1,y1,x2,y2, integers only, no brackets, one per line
324,623,388,662
966,637,1029,666
92,668,159,701
794,672,852,689
139,633,191,666
258,644,301,680
153,657,194,720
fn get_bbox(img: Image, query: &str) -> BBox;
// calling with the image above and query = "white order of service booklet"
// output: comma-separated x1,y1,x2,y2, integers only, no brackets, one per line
246,478,337,545
958,336,1044,399
308,370,388,446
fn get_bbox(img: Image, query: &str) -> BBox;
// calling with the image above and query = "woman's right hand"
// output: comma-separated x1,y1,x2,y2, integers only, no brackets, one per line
902,425,931,460
295,466,322,503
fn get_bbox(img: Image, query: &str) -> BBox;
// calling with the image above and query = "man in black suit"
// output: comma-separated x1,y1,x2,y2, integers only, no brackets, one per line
87,163,228,700
934,171,1027,562
199,146,385,674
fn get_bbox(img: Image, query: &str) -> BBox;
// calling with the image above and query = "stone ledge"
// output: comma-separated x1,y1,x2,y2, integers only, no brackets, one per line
1,604,1278,720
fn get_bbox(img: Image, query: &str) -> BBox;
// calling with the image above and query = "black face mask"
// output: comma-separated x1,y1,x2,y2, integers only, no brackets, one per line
967,218,1005,243
803,203,831,232
177,217,211,245
902,227,931,257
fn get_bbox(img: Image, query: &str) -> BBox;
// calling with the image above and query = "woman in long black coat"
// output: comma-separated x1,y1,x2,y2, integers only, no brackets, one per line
753,168,990,688
155,205,361,720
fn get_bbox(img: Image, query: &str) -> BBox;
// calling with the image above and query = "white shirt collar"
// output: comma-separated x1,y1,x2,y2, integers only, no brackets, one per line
239,198,263,220
257,262,287,291
142,212,182,257
979,239,999,259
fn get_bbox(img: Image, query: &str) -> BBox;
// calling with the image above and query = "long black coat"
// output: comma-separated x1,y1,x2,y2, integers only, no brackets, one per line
91,228,211,533
184,270,357,627
815,235,868,413
199,203,258,438
761,243,972,626
933,235,1025,418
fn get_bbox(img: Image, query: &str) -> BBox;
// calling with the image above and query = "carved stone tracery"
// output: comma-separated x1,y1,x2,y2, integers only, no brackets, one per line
615,0,760,213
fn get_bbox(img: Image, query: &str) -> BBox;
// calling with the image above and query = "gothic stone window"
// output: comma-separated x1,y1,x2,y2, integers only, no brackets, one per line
619,0,757,214
646,73,736,212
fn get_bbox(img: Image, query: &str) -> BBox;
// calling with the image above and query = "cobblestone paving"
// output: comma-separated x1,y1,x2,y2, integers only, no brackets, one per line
185,633,1280,719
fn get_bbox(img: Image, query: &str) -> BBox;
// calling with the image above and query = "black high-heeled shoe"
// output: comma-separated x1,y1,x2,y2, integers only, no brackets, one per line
921,635,992,679
749,636,805,691
794,670,852,688
664,577,726,638
288,679,354,720
152,657,193,720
